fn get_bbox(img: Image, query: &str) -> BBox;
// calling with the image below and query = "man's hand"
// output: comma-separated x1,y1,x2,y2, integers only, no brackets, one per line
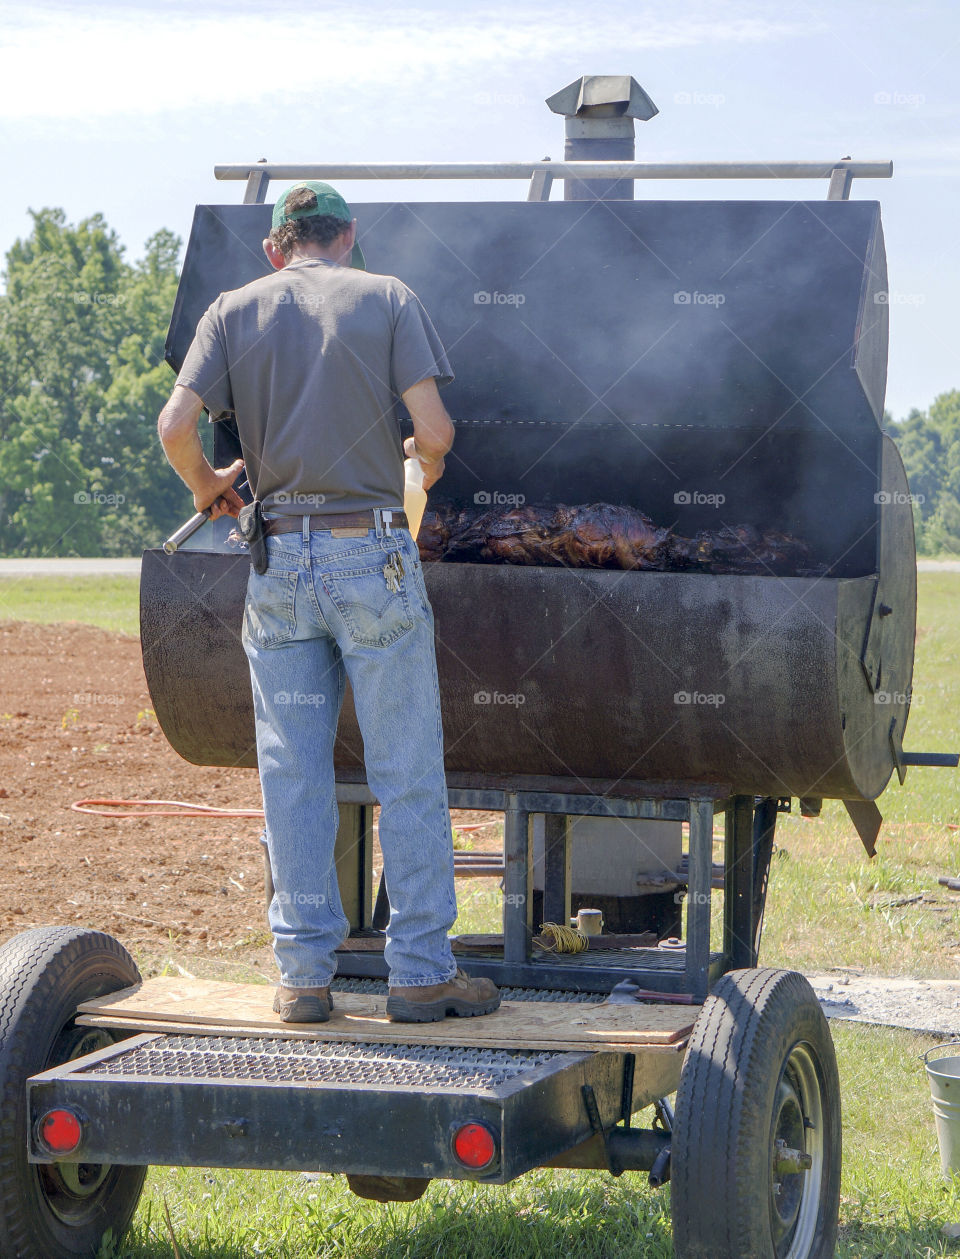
193,459,245,518
401,378,454,492
403,436,445,491
158,385,245,518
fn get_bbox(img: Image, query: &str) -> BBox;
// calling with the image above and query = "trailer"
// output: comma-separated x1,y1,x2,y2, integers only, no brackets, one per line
2,75,954,1259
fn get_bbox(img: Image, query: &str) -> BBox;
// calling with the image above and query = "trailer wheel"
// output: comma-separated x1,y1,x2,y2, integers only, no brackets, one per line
0,927,147,1259
671,968,840,1259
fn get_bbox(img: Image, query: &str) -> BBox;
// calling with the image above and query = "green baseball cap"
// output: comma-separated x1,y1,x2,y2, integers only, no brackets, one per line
271,180,365,270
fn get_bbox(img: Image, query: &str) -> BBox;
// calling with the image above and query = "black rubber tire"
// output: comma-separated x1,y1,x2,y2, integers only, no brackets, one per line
671,968,841,1259
0,927,147,1259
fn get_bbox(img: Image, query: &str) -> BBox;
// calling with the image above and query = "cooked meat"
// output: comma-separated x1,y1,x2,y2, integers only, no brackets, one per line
690,525,813,574
548,504,669,569
418,501,811,576
417,508,454,562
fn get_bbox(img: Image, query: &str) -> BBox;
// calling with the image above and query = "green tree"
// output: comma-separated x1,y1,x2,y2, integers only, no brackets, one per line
889,389,960,554
0,209,186,556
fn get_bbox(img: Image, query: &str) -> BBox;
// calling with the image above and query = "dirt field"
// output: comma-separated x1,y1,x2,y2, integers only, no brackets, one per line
0,619,499,977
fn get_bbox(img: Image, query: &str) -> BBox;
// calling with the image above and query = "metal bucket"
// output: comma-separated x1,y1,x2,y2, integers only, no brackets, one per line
924,1043,960,1178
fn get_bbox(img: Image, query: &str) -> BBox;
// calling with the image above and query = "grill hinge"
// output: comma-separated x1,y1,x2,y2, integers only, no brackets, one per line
860,577,893,694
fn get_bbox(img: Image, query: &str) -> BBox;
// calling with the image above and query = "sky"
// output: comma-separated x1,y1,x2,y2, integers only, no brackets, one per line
0,0,957,421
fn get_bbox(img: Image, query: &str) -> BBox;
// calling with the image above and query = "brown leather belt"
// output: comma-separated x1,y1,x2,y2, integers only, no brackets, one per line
263,510,408,536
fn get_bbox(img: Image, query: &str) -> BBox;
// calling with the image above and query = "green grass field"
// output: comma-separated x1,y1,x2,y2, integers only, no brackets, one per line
0,575,141,636
3,572,959,1256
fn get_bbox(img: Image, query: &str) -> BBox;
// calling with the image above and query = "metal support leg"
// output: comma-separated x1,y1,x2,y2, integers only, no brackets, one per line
827,164,853,200
243,166,270,204
541,813,571,929
527,168,555,201
723,795,756,969
334,803,374,932
751,797,779,961
503,796,533,964
684,799,714,1001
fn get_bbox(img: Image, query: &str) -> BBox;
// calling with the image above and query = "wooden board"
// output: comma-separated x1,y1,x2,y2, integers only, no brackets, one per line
77,978,695,1053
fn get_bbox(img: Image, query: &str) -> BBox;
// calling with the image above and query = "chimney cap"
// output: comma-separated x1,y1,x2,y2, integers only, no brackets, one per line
546,75,658,121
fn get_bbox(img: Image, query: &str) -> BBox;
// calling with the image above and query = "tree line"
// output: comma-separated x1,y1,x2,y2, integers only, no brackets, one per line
0,209,957,556
0,209,202,557
885,394,960,554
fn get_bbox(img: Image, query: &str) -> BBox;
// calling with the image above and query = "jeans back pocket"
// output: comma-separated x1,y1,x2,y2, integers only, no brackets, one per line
243,568,299,648
322,559,415,649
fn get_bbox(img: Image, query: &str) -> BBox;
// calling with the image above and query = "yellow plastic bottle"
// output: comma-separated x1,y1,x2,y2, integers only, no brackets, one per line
403,456,428,539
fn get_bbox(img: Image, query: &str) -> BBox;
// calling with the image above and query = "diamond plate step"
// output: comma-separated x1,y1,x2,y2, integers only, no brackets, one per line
79,1035,568,1090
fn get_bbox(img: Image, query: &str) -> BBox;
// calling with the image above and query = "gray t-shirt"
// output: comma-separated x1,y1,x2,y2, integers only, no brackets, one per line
176,258,454,515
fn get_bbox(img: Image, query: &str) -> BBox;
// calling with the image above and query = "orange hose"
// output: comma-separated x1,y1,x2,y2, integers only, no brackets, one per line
70,798,265,818
69,802,503,828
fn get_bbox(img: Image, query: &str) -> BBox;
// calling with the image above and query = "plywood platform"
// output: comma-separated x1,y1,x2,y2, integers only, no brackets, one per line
77,978,696,1054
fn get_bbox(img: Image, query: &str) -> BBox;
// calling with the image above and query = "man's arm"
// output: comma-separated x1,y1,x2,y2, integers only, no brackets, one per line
157,384,245,519
401,377,455,491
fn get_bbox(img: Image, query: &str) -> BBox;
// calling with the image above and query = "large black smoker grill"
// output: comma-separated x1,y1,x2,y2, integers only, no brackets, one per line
4,77,955,1259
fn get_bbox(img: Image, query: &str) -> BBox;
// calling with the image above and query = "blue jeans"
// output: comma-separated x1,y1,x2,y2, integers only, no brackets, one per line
240,518,458,990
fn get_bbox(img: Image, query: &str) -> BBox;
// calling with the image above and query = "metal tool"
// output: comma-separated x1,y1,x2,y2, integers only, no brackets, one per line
607,979,696,1005
162,478,249,554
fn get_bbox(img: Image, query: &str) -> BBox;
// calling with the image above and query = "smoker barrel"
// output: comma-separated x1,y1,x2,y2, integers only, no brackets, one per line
144,196,915,803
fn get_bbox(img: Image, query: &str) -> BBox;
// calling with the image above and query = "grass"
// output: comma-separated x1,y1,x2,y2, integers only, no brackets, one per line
880,574,960,831
0,575,140,636
759,813,960,977
3,572,959,1255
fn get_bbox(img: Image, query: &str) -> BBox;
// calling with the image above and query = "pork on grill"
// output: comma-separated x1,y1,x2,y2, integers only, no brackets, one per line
418,503,814,576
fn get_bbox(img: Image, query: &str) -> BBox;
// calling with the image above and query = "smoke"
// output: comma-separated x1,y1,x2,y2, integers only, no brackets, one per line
174,194,886,574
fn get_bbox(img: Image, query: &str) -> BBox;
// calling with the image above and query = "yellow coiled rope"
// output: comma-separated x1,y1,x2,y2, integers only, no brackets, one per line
535,921,590,954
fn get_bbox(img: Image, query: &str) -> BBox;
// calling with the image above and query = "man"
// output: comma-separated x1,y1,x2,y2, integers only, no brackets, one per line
158,180,499,1025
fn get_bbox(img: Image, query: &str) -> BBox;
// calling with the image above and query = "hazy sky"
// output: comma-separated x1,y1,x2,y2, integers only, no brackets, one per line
1,0,956,419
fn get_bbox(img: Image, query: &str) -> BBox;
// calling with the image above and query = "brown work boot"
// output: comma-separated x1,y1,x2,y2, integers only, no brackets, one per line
272,985,334,1023
386,969,500,1023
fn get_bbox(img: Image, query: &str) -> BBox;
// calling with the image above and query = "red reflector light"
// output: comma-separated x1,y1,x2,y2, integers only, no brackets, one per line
39,1109,82,1154
453,1122,497,1169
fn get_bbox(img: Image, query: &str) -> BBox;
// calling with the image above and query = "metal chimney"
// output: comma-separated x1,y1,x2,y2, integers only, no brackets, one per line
546,74,658,200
